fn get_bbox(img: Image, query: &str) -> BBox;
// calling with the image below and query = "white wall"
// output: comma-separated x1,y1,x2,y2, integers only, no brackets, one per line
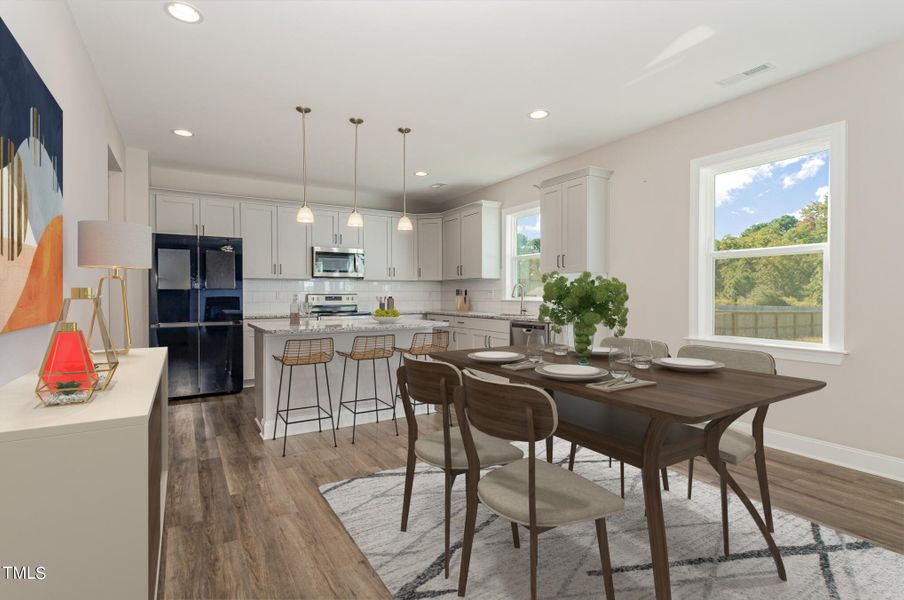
446,40,904,461
0,2,131,384
150,164,415,213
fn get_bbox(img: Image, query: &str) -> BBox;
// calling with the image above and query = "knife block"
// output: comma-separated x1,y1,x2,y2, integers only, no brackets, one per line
455,296,470,312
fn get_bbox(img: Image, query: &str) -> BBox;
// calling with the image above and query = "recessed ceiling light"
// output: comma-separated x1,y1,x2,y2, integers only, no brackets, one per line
528,109,549,120
414,171,428,177
430,183,446,189
166,2,203,24
172,129,194,137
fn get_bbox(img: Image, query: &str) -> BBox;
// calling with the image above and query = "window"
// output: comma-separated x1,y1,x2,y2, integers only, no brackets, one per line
690,123,846,362
505,204,542,299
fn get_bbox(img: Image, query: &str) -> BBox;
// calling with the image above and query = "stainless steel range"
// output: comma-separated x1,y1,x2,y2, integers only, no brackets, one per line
306,293,370,318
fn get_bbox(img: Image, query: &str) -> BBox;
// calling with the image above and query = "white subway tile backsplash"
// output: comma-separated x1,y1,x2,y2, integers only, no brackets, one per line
244,279,443,316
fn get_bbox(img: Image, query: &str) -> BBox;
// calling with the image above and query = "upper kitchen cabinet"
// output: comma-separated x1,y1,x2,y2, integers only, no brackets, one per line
539,167,612,275
311,208,362,248
443,201,501,280
154,192,239,237
240,202,309,279
361,214,418,281
391,216,417,281
416,216,443,281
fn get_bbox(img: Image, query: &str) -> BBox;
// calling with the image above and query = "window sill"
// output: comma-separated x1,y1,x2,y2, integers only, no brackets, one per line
684,336,848,365
501,298,543,303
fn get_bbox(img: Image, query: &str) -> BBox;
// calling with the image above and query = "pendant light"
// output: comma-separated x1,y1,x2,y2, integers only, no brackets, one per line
346,117,365,228
396,127,413,231
295,106,315,223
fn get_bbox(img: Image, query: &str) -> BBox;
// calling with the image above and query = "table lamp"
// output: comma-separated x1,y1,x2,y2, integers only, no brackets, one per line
78,220,152,354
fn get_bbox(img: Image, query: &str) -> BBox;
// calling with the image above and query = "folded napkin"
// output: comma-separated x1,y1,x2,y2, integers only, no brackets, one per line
501,360,543,371
586,378,656,392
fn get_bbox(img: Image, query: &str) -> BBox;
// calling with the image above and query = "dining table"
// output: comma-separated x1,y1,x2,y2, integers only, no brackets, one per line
431,345,827,600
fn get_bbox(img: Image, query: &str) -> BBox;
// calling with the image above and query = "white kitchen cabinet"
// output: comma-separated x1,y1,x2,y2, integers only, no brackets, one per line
442,200,501,280
416,216,443,281
539,166,612,274
391,217,418,281
276,205,311,279
241,203,278,278
155,193,199,235
155,193,239,237
243,322,255,382
363,214,391,279
310,208,362,248
200,197,240,237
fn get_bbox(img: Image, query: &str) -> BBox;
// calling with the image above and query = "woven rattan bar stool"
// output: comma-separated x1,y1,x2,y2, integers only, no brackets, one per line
272,337,337,456
393,329,450,415
335,334,398,443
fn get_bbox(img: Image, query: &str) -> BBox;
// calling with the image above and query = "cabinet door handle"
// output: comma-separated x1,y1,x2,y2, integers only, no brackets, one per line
562,254,565,268
201,224,205,236
556,254,560,269
393,267,396,277
194,224,198,236
272,263,276,274
279,264,282,275
418,267,421,278
485,335,490,348
340,233,343,245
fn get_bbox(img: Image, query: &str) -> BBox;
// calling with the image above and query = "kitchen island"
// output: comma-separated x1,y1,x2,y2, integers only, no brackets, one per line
250,317,449,440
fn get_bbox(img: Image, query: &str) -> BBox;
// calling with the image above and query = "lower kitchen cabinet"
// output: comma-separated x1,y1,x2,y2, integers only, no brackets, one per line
427,314,511,351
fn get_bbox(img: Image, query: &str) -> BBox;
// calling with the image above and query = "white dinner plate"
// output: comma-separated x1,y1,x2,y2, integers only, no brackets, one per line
591,346,616,356
653,357,725,372
468,351,525,364
535,364,608,381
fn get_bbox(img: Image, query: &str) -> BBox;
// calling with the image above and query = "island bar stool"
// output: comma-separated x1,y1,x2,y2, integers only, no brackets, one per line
394,329,450,415
336,334,398,443
272,338,337,457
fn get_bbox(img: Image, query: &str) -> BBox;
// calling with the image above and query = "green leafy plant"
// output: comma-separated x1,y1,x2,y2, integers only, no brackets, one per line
373,308,400,317
538,271,629,360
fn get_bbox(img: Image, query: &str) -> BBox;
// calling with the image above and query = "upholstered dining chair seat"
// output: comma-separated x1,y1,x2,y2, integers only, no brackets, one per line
478,458,624,528
415,427,524,470
690,424,757,464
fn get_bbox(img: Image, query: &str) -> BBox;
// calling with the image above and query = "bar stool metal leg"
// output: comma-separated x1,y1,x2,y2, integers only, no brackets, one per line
372,359,380,424
336,357,348,432
387,357,398,435
352,359,360,444
313,363,322,433
282,365,294,457
324,362,337,447
273,362,285,440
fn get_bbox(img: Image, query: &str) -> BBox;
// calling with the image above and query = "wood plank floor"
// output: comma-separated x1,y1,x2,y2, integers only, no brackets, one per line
158,388,904,599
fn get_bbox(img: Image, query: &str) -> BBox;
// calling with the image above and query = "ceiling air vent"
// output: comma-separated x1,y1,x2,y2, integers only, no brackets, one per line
717,63,776,87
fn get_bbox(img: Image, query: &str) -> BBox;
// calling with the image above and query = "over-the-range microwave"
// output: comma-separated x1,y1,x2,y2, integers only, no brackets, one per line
312,246,365,278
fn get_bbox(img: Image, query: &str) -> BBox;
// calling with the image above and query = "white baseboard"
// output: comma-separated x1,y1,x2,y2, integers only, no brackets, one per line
730,422,904,483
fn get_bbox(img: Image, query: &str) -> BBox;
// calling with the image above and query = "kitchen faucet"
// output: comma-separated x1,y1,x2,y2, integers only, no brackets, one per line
511,283,527,315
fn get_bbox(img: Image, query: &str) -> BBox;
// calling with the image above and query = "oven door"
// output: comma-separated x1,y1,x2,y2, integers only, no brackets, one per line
312,247,365,278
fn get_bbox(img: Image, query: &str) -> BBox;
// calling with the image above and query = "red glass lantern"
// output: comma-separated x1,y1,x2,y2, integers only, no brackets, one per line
40,323,98,393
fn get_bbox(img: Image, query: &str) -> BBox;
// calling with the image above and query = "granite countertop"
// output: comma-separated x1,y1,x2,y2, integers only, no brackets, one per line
247,317,449,335
425,310,544,323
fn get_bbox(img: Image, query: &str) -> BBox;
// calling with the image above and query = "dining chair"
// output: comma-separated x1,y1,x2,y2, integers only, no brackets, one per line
397,355,523,579
455,369,624,599
566,336,671,498
678,344,776,555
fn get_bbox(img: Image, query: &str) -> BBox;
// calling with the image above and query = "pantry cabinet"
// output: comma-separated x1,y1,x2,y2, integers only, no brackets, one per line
154,193,239,237
539,167,612,275
442,200,501,280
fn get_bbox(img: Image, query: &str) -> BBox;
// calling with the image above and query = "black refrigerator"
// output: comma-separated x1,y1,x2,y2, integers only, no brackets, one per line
149,234,243,399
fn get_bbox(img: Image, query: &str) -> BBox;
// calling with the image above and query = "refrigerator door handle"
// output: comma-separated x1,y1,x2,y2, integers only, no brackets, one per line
151,322,199,329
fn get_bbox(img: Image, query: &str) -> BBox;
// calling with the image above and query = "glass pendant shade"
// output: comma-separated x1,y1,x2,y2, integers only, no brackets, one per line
347,209,364,228
397,214,413,231
296,204,314,223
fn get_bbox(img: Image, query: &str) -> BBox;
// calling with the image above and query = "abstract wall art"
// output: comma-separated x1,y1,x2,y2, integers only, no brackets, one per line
0,17,63,334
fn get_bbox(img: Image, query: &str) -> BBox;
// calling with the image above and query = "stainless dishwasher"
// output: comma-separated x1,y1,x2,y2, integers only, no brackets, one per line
510,320,549,346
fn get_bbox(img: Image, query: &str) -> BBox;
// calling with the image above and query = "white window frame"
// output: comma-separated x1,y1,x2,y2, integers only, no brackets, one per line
688,122,847,365
504,202,542,300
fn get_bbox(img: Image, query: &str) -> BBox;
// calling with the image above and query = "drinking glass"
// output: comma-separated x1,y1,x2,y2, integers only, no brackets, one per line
526,330,544,363
608,339,633,381
633,339,653,370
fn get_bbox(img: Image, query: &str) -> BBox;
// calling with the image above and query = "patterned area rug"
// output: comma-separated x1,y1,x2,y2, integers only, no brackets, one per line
320,441,903,599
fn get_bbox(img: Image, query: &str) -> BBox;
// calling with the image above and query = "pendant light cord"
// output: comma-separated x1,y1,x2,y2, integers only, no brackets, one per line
402,129,407,215
353,120,359,212
301,110,308,207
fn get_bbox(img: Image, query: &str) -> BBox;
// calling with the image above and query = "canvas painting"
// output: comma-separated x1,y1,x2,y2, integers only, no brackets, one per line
0,17,63,333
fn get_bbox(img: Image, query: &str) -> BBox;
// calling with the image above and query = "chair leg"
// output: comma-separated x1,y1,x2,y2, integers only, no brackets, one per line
568,442,577,471
620,461,625,499
400,449,415,532
529,526,539,600
755,449,774,532
595,518,615,600
273,363,285,440
387,357,398,436
457,474,479,597
313,364,322,433
511,522,520,548
546,437,553,463
324,362,337,448
687,458,694,499
720,469,730,556
352,360,360,444
661,467,670,491
282,366,293,457
609,456,612,468
444,471,454,578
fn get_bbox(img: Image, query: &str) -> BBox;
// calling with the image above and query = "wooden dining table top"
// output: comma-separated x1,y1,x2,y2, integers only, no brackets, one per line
430,346,827,424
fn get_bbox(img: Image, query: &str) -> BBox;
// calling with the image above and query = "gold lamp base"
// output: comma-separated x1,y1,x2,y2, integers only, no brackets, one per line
89,267,133,355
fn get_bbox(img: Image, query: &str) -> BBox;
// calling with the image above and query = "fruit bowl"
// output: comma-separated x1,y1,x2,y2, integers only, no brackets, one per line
372,315,401,324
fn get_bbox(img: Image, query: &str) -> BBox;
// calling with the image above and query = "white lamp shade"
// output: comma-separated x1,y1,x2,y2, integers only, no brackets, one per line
396,214,413,231
346,210,364,228
78,220,152,269
296,204,315,223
